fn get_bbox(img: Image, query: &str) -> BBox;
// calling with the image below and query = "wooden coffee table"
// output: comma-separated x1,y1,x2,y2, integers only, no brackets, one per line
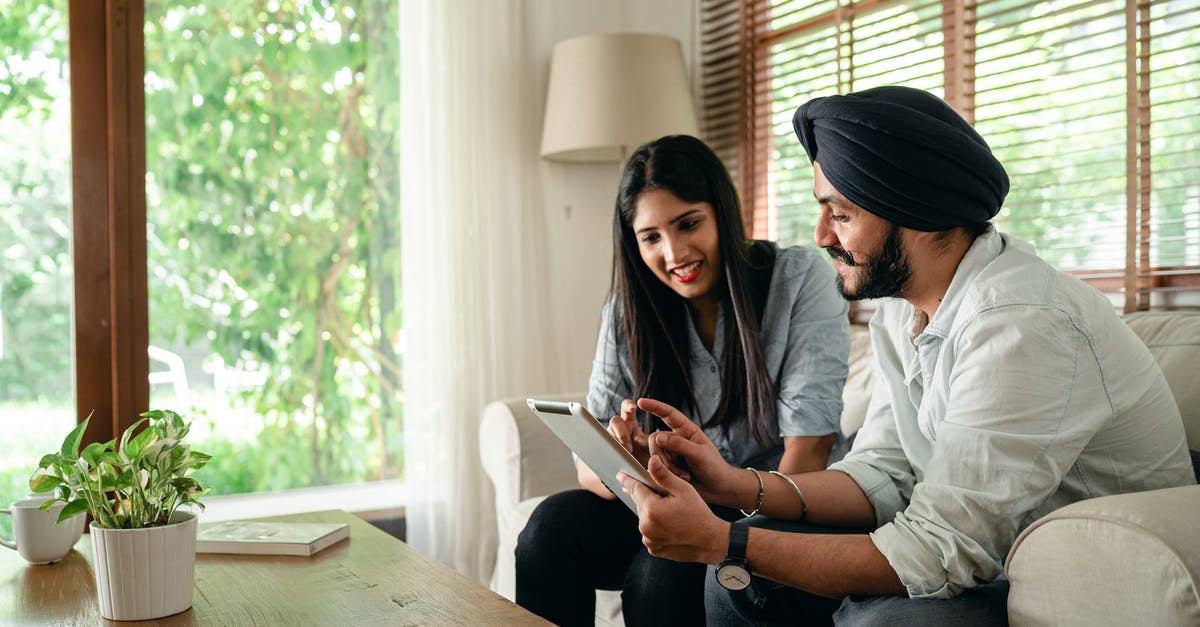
0,509,548,625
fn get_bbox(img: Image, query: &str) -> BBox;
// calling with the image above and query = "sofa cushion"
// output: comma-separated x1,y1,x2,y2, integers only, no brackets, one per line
841,324,874,437
1122,311,1200,450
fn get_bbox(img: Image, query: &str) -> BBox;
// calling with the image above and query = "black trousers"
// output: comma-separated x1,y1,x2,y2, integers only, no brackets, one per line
515,488,741,627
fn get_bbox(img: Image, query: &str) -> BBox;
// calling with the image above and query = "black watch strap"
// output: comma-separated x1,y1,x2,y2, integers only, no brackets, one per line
727,518,749,563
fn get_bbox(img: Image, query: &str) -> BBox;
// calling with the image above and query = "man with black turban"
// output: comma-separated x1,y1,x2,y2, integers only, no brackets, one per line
614,86,1195,625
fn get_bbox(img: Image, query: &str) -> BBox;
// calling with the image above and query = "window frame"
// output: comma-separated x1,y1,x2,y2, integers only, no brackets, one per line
70,0,148,443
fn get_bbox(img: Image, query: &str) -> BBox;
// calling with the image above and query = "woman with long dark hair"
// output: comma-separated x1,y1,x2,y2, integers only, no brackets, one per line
515,135,849,626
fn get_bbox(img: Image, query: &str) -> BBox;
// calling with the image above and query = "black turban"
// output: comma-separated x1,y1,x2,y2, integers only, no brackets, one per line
793,86,1009,232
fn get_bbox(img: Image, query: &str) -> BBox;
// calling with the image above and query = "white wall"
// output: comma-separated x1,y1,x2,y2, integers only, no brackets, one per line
529,0,699,393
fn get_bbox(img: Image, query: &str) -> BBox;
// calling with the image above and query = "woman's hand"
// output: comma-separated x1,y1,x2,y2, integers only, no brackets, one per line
575,457,618,500
638,398,742,505
608,399,651,466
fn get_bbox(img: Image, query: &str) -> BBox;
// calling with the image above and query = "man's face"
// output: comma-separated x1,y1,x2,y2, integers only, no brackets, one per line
811,163,911,300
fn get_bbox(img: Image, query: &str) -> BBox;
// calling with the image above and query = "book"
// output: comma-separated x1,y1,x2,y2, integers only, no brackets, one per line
196,520,350,556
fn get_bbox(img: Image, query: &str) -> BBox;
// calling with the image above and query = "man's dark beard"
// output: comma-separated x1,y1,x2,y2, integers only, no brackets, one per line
825,224,911,300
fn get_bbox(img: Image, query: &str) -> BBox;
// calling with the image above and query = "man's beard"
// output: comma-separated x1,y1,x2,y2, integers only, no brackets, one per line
825,224,911,300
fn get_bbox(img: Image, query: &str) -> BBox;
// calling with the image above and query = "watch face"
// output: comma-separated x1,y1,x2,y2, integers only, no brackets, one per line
716,563,751,591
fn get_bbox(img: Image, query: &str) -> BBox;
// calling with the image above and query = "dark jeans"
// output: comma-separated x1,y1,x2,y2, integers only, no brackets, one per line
515,488,741,627
704,516,1010,626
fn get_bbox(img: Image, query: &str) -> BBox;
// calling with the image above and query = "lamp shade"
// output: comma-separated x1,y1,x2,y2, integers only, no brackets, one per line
540,33,699,163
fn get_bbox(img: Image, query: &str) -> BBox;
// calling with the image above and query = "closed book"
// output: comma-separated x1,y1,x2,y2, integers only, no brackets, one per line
196,521,350,556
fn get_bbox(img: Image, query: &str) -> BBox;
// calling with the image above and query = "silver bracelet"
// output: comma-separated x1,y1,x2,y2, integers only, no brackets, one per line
740,468,764,517
769,470,808,522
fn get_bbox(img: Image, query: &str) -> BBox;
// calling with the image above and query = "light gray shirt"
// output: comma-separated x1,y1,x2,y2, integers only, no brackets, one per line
830,229,1195,599
588,243,851,469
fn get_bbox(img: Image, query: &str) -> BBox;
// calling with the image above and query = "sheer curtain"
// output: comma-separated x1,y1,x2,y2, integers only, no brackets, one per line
399,0,557,583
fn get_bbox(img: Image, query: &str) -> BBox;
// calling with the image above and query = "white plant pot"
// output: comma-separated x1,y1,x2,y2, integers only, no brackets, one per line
90,511,197,621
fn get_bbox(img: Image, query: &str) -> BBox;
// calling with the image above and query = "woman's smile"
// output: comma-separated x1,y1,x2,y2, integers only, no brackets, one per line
671,260,703,283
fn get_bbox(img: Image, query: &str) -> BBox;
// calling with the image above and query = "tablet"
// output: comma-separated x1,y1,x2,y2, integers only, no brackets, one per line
526,398,666,514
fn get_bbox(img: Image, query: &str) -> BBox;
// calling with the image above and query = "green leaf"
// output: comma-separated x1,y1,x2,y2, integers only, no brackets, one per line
60,414,90,458
188,450,212,469
57,499,89,523
28,473,63,493
113,467,134,490
122,416,152,457
81,441,107,467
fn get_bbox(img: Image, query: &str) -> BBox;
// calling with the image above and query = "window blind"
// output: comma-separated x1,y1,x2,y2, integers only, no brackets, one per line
700,0,1200,312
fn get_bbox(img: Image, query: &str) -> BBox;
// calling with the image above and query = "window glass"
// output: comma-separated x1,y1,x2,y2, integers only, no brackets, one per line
0,0,74,518
143,1,401,497
974,0,1127,272
1148,1,1200,271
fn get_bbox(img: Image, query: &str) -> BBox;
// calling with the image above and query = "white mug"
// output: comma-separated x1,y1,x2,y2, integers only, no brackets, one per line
0,496,86,565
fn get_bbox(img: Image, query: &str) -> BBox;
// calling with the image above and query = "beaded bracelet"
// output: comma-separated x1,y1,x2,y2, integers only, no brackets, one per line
740,468,764,517
769,470,808,522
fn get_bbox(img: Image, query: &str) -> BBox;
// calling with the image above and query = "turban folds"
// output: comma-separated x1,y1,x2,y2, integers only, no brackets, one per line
793,86,1009,232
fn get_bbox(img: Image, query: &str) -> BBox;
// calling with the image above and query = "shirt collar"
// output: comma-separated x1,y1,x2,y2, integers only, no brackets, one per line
684,299,725,360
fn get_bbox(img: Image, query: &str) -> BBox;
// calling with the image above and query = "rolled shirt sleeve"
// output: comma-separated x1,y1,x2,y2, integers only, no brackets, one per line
586,299,632,428
771,248,850,444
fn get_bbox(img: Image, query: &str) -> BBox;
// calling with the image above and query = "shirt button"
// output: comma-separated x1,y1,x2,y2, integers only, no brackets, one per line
710,366,716,373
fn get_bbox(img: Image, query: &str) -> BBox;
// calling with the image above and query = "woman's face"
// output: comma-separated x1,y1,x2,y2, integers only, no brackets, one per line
631,188,723,305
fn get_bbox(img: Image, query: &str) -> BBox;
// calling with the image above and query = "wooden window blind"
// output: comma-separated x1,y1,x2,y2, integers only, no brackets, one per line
700,0,1200,312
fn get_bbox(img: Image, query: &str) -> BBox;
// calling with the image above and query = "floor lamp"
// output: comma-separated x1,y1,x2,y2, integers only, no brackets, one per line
539,33,700,171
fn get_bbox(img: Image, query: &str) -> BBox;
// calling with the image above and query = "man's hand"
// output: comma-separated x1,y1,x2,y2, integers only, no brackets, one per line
617,454,728,565
638,398,741,504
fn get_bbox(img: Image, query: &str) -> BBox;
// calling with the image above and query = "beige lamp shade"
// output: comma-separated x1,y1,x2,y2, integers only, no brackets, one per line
540,33,699,163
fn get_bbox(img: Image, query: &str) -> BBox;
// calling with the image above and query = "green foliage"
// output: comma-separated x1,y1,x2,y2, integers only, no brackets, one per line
29,410,210,529
0,0,71,402
139,0,403,488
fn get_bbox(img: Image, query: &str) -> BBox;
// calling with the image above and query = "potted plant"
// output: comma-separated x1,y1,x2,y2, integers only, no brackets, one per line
29,409,211,621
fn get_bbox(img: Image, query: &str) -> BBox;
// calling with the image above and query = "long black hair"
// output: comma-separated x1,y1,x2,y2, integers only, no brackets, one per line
612,134,775,444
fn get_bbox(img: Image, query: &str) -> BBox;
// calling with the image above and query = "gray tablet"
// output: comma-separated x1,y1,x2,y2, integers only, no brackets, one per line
526,398,666,514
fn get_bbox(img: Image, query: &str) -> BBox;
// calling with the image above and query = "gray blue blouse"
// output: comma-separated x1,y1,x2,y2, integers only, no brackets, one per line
586,243,851,469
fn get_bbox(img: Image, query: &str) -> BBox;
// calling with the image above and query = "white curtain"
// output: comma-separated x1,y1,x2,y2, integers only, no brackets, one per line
399,0,557,583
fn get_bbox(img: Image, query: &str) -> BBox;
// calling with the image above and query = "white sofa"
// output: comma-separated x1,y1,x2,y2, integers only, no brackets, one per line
480,312,1200,625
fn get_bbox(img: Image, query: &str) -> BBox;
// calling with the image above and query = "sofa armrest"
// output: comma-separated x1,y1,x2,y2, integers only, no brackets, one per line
1005,484,1200,627
479,394,581,510
479,394,583,597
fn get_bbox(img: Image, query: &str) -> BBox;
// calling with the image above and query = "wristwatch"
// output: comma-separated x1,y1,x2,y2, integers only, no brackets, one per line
715,519,752,591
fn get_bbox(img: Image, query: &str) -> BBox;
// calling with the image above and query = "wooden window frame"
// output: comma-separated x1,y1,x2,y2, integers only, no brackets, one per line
69,0,147,441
